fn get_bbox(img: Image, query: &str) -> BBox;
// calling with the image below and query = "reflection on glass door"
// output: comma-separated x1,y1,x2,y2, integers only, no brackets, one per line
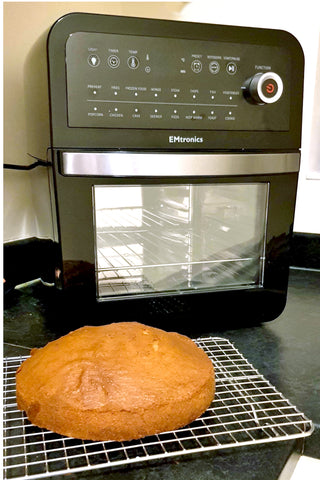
93,183,269,299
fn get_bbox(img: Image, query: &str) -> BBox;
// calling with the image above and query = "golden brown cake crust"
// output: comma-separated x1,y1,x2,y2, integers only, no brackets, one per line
16,322,215,441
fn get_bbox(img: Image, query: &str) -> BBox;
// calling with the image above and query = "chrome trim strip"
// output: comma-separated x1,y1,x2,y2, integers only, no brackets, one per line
61,152,300,177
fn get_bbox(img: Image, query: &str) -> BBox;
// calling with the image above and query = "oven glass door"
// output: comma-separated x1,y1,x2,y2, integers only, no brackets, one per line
93,183,268,299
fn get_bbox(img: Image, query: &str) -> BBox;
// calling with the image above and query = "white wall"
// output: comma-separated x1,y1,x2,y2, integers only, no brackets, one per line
180,0,320,234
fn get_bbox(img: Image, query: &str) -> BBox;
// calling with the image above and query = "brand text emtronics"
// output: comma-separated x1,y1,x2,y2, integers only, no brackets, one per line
169,135,204,143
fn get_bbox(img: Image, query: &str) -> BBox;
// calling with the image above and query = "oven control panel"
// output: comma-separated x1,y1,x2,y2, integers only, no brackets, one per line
65,32,291,131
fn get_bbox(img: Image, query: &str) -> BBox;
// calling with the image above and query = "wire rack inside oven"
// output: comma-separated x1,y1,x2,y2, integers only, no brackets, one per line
3,337,314,480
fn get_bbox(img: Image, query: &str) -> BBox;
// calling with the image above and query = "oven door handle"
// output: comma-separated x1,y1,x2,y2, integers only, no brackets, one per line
60,152,300,177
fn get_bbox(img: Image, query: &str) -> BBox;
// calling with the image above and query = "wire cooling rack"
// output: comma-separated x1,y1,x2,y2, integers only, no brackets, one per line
3,337,314,480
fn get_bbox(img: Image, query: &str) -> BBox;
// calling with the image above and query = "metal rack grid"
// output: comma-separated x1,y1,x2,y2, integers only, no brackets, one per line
3,337,314,480
95,208,263,297
96,240,259,297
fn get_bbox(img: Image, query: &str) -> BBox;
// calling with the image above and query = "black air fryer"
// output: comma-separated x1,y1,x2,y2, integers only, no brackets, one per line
46,13,304,330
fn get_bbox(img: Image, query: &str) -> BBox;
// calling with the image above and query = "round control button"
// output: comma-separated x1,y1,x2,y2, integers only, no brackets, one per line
257,72,283,104
262,79,278,97
191,59,202,73
243,72,283,104
88,54,100,67
107,55,120,69
209,61,220,74
226,62,237,75
127,55,139,69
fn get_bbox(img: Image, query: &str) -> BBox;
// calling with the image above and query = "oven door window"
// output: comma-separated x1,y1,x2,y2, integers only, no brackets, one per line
93,183,268,299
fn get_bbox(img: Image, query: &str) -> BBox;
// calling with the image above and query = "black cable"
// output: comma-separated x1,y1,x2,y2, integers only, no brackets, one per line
4,161,47,170
4,153,52,170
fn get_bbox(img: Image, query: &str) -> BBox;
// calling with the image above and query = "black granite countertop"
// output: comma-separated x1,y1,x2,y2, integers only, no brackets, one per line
3,268,320,479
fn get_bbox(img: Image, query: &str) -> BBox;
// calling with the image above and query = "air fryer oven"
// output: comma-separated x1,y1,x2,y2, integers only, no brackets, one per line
47,13,304,328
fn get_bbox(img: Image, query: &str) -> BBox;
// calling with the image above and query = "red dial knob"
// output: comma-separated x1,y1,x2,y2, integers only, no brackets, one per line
243,72,284,105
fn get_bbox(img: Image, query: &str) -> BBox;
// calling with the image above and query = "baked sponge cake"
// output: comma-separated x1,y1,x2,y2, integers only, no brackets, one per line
16,322,215,441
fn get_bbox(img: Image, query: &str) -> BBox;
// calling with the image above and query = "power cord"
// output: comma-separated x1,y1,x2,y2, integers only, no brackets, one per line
4,153,52,170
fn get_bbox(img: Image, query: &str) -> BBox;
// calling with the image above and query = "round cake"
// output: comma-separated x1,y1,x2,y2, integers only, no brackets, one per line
16,322,215,441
